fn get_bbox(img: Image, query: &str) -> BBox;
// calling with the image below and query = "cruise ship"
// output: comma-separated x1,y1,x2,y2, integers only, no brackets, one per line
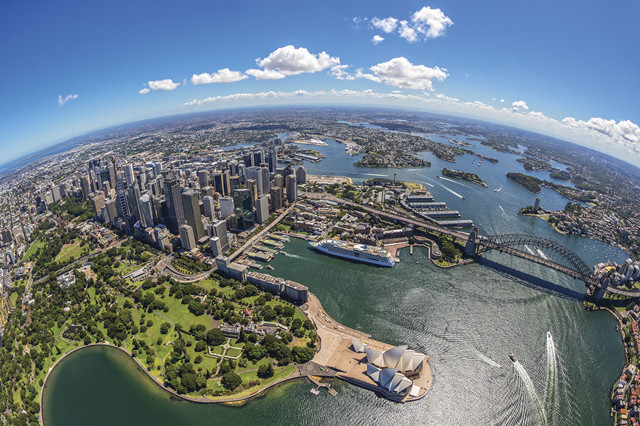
310,239,396,267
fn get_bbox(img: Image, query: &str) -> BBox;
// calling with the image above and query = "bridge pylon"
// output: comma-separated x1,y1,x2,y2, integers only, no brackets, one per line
464,227,479,257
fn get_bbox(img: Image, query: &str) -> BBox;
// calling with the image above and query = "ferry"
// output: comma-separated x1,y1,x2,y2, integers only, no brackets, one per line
509,353,517,363
310,239,396,267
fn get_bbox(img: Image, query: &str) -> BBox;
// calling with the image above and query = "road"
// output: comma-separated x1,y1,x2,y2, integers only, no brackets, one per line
228,204,296,261
302,192,470,241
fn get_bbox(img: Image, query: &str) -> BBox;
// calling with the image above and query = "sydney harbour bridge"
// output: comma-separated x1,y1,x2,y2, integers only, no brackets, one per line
306,192,640,298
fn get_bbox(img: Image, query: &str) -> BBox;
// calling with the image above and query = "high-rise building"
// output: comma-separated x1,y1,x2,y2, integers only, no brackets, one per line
179,224,196,251
270,186,283,211
296,166,307,184
246,179,258,202
182,190,205,241
210,236,222,257
233,188,254,230
286,174,297,203
219,197,234,219
255,195,270,224
211,220,229,252
274,174,284,188
105,199,117,223
260,167,270,195
115,179,130,218
268,144,278,172
213,171,231,196
124,164,135,188
245,167,263,196
163,179,185,234
107,161,117,190
534,197,541,211
252,149,264,166
202,195,215,220
91,192,106,220
139,194,155,228
80,174,92,199
197,169,210,188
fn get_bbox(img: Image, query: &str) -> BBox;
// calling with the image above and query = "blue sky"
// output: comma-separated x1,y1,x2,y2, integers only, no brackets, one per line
1,0,639,164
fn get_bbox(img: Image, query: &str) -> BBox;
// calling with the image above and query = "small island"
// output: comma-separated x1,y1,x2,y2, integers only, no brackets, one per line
354,151,430,168
441,168,488,187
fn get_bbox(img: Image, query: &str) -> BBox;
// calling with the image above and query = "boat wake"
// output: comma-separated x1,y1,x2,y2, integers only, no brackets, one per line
513,360,547,425
473,348,502,369
439,176,469,187
280,251,303,259
498,205,507,216
535,247,548,260
545,332,559,423
524,245,535,255
437,183,465,199
364,173,387,177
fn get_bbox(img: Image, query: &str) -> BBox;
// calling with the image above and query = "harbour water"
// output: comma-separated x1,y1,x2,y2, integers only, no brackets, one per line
43,129,629,425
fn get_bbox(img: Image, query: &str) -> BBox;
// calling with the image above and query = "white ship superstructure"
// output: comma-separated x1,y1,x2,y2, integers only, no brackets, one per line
311,239,395,267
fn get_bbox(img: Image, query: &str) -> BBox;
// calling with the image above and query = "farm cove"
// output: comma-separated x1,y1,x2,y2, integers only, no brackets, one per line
2,110,640,425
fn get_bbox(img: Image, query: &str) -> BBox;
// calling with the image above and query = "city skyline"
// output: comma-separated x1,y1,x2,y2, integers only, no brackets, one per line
1,0,639,165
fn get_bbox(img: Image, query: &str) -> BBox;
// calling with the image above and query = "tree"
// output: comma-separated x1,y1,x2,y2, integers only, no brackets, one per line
160,322,171,334
194,341,206,352
221,372,242,391
204,329,226,346
257,363,274,378
188,300,205,316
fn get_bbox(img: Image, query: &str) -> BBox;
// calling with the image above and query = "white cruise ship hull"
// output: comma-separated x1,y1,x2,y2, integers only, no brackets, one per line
312,244,395,267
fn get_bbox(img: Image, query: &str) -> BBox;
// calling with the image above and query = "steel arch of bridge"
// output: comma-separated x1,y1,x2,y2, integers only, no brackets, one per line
478,234,592,277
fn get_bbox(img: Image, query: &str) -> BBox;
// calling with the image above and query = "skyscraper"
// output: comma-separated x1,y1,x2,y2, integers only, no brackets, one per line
255,195,270,224
124,164,135,188
107,161,116,190
163,179,184,234
245,167,263,196
219,197,234,219
115,179,130,219
197,169,209,188
80,174,91,199
179,224,196,251
202,195,215,220
233,188,254,230
211,219,229,252
270,186,283,211
268,144,278,172
286,174,297,203
296,166,307,184
139,194,155,228
182,190,205,241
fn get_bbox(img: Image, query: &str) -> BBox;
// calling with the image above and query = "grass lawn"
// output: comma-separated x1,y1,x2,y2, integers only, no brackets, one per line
9,292,18,307
154,292,212,331
226,348,242,358
22,239,45,262
54,239,87,263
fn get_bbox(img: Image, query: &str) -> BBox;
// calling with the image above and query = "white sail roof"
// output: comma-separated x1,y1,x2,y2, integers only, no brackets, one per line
378,368,399,389
383,345,408,368
352,340,368,353
365,347,386,367
366,363,381,382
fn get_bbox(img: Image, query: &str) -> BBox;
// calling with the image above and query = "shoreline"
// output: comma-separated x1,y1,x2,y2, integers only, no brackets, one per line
39,283,434,424
584,302,630,413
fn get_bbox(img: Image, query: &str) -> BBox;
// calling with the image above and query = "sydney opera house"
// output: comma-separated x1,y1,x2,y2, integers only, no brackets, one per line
351,340,428,401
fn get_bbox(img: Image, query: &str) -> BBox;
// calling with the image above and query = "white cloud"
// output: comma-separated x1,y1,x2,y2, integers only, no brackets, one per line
500,99,505,103
139,79,180,94
411,6,453,39
355,68,382,83
398,20,418,42
330,65,356,81
364,7,452,43
371,17,398,33
57,94,78,106
245,69,286,80
369,57,447,90
252,45,340,77
563,117,640,146
371,35,384,45
191,69,248,85
511,100,529,111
